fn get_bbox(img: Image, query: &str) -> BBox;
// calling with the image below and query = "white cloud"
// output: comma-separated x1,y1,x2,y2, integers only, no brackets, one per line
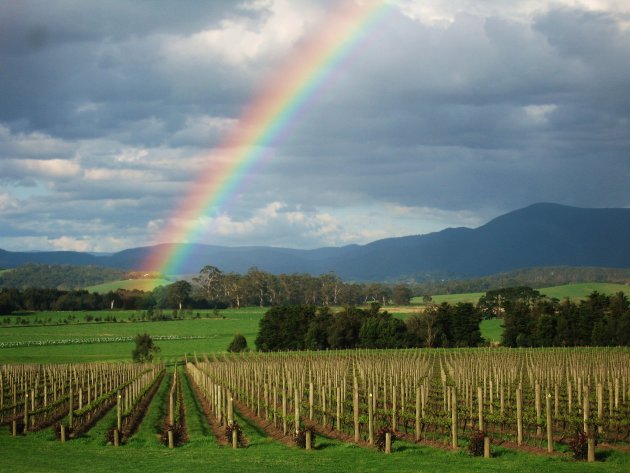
16,159,81,178
83,168,153,181
523,104,558,124
0,125,74,160
162,0,319,67
49,236,92,252
0,192,18,211
395,0,630,26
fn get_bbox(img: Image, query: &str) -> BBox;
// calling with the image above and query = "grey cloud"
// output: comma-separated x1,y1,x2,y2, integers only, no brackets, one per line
1,1,629,252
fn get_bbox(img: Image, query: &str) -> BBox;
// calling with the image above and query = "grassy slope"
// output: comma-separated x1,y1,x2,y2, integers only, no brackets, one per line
538,282,629,299
412,282,629,305
86,278,172,293
0,308,264,363
480,318,503,342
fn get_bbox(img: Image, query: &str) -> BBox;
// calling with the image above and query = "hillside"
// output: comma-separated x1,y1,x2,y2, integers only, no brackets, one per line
1,203,629,280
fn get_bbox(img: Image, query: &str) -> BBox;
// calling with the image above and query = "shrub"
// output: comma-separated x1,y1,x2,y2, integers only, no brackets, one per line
131,333,160,362
293,427,316,449
225,421,246,447
227,333,248,352
569,429,593,460
375,426,396,452
468,430,486,456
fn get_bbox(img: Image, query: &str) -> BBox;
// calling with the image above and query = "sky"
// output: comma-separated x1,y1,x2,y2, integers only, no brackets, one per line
1,0,629,253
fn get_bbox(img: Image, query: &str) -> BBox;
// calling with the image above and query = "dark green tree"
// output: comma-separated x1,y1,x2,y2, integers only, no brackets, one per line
406,311,439,347
227,333,248,352
502,300,534,347
304,307,333,350
327,307,362,349
255,306,314,351
391,284,412,305
451,302,482,347
359,310,407,348
132,333,160,362
166,280,192,311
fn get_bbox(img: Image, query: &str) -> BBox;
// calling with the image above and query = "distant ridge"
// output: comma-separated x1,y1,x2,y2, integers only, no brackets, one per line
1,203,629,281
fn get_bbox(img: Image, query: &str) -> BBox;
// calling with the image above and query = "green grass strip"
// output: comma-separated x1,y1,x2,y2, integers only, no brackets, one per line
180,367,216,448
125,369,169,448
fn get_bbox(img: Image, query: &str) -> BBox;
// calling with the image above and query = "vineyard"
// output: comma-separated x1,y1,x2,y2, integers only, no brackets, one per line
2,348,629,472
187,348,630,458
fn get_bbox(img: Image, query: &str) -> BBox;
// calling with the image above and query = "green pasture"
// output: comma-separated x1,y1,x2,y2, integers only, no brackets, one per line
538,282,629,300
479,318,503,343
86,278,172,293
0,303,553,363
412,282,629,306
1,409,629,473
0,308,264,363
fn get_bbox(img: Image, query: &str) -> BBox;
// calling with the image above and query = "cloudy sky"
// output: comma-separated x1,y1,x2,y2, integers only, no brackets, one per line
1,0,629,253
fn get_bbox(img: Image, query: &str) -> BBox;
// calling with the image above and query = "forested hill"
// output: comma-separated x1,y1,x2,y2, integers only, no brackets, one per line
1,203,630,281
0,264,126,290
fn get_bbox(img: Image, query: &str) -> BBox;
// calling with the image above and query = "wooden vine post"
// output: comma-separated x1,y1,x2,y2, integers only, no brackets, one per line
282,386,287,435
353,377,360,443
546,392,553,453
516,386,523,446
415,387,421,442
584,386,595,463
451,389,458,449
227,393,234,426
368,392,374,445
117,391,122,431
23,392,29,433
294,387,300,434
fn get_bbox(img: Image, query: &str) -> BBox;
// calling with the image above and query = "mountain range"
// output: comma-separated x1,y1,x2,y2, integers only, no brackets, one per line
1,203,629,281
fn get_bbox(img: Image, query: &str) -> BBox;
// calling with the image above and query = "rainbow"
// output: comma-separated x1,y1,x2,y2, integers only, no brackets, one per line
144,0,392,275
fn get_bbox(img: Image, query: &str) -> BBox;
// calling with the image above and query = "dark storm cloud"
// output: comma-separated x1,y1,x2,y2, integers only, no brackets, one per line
265,6,630,214
0,1,629,251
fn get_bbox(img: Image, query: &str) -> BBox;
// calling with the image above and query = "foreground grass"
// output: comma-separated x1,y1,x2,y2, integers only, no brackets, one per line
3,426,629,473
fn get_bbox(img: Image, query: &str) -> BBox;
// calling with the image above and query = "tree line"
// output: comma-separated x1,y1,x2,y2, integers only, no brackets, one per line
0,264,126,289
498,290,630,347
255,302,483,351
0,265,413,315
409,266,630,296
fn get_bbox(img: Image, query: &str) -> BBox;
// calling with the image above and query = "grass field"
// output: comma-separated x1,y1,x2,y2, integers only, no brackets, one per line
0,306,505,363
2,306,629,472
411,282,629,306
0,308,264,363
538,282,629,300
86,278,173,293
3,423,629,473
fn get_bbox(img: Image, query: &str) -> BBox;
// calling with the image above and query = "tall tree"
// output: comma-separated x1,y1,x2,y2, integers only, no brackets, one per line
192,265,223,302
166,280,192,311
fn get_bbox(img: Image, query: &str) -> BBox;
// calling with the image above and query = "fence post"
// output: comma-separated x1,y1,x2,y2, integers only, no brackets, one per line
353,378,360,443
546,392,553,453
368,392,374,445
415,387,421,441
516,387,523,446
451,389,458,449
